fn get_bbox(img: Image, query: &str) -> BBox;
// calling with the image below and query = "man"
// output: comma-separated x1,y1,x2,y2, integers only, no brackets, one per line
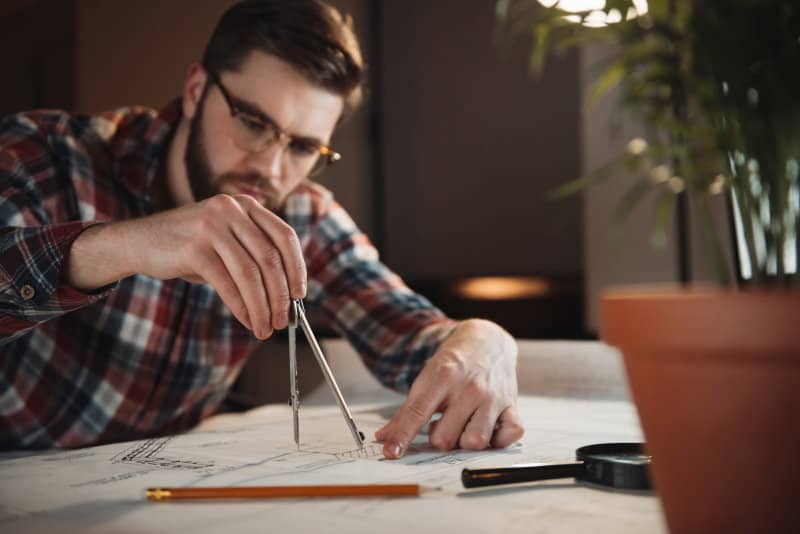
0,0,522,457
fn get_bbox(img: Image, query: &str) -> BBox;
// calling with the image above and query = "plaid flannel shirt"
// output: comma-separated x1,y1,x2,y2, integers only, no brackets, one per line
0,100,456,449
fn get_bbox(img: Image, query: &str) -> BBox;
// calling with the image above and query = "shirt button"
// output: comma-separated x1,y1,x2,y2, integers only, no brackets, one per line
20,284,35,301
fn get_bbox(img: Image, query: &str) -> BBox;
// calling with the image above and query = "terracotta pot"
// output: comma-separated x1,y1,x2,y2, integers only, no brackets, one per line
602,286,800,534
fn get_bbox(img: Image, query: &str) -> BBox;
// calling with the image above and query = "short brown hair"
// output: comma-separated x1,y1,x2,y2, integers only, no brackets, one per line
202,0,364,114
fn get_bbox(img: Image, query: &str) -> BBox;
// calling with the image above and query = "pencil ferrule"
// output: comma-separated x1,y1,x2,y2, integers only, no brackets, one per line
146,488,172,501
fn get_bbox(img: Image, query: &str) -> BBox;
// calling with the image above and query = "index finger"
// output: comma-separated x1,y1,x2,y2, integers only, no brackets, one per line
378,374,448,459
240,198,307,299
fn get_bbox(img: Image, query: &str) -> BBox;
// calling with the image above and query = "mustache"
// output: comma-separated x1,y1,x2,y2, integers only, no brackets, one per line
217,172,268,189
216,172,283,210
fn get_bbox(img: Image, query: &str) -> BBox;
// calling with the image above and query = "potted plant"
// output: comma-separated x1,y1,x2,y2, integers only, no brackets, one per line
496,1,800,532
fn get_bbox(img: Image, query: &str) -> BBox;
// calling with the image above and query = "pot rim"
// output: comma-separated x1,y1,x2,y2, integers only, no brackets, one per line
601,283,800,352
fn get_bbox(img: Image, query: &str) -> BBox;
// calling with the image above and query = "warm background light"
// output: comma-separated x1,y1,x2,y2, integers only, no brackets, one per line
452,276,551,300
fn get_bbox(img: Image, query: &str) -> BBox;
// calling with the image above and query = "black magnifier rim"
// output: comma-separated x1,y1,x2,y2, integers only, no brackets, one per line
575,442,651,490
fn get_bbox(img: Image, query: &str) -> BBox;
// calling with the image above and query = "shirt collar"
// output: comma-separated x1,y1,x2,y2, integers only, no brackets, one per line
114,98,182,212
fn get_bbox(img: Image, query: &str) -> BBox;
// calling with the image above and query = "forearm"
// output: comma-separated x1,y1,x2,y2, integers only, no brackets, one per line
311,274,458,391
65,220,140,291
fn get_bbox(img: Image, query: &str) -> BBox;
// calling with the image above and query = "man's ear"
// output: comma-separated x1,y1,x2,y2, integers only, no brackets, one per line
182,63,208,119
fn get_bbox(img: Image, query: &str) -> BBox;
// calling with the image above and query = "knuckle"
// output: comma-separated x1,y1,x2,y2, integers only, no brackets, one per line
205,193,235,213
240,261,263,284
405,401,429,423
295,258,307,277
461,433,489,450
239,262,263,288
434,361,461,382
270,289,291,308
430,433,452,451
289,258,308,287
464,380,489,401
278,224,299,245
258,246,284,270
232,193,257,206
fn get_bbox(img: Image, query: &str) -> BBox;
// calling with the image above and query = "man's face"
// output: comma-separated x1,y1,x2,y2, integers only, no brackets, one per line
184,51,344,211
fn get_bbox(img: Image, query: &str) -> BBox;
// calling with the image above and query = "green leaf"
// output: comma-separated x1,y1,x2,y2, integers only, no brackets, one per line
530,23,552,75
651,189,677,250
548,151,643,199
610,177,657,245
588,59,626,106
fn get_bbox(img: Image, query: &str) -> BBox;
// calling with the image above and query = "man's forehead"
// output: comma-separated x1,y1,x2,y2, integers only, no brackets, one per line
221,51,344,141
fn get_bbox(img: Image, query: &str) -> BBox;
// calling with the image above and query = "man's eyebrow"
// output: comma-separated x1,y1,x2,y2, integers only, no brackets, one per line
232,95,326,147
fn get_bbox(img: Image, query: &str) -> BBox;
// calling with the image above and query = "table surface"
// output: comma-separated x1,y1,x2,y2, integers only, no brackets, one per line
0,340,666,534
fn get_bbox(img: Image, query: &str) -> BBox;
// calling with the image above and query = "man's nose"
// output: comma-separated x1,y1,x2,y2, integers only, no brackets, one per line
245,141,285,182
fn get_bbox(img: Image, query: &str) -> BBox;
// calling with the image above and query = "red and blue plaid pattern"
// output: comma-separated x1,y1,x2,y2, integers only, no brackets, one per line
0,101,455,449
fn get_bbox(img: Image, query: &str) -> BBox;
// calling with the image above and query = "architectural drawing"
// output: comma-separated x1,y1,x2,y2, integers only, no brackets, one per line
0,397,665,534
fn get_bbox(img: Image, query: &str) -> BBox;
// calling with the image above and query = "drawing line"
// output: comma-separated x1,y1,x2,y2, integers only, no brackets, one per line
112,437,215,471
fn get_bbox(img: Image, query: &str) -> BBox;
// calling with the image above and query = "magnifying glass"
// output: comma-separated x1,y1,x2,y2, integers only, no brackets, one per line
461,442,651,491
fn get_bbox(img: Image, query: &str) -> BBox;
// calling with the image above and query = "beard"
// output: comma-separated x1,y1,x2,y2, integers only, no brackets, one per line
184,91,285,212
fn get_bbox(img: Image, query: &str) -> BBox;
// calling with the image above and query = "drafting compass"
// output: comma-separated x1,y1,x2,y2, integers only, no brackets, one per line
288,299,365,450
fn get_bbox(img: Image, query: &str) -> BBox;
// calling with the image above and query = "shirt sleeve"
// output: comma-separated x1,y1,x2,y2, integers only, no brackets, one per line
0,121,116,344
303,197,458,392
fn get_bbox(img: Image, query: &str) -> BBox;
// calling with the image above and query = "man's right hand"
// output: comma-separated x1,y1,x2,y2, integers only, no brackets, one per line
66,194,306,339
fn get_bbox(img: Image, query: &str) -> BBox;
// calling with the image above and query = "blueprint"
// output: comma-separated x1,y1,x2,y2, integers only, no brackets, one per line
0,395,665,534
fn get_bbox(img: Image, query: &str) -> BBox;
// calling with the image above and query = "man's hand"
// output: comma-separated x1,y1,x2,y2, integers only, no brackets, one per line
375,319,524,459
66,194,306,339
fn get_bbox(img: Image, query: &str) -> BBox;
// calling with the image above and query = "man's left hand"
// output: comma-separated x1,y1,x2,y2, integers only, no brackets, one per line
375,319,524,459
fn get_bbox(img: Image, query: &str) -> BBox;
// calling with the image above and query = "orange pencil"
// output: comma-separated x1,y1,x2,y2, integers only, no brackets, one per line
146,484,434,501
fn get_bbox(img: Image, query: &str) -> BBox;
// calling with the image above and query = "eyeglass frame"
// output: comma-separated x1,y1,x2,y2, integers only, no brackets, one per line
205,68,342,177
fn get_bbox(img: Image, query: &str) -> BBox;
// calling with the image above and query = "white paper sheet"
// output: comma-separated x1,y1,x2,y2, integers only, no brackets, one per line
0,395,665,534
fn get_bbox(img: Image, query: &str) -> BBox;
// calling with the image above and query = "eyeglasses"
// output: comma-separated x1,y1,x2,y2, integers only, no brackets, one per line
206,69,341,177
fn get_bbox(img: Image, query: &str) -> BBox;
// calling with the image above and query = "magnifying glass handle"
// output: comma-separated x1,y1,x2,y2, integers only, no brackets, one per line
462,462,584,488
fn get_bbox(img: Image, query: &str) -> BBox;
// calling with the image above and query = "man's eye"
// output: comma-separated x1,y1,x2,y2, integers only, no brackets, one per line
289,141,319,156
238,114,267,133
